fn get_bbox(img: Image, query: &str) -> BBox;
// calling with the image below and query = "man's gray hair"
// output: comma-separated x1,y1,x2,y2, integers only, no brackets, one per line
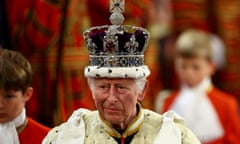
135,77,147,93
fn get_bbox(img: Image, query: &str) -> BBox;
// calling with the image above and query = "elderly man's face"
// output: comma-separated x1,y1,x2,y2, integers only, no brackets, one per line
91,78,144,130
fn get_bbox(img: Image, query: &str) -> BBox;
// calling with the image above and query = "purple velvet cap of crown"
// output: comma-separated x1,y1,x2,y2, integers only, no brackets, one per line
86,26,149,55
83,25,150,68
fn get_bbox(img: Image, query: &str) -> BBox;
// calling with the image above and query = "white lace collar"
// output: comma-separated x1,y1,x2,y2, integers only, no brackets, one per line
0,108,26,144
170,78,224,143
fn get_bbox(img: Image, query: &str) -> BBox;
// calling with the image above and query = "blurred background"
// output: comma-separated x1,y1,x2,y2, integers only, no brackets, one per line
0,0,239,127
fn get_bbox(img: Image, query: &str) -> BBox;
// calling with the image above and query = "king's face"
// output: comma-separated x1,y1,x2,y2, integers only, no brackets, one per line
92,78,140,130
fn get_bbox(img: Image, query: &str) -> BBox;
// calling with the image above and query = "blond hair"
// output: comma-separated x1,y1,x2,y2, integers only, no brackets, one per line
176,29,212,61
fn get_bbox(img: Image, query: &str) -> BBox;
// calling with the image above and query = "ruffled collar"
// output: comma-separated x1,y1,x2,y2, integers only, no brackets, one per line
171,77,224,142
0,108,26,144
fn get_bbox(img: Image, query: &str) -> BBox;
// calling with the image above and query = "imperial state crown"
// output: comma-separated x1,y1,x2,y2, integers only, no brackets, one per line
83,0,150,78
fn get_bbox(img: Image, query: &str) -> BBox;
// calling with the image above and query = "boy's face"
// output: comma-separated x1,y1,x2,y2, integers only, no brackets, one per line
175,56,214,88
0,88,32,123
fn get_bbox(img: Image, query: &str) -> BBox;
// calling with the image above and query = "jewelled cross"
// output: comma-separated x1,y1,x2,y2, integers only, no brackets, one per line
110,0,125,13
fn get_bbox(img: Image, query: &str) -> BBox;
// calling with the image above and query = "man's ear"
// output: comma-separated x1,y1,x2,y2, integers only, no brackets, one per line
209,62,216,76
137,80,148,101
24,87,33,102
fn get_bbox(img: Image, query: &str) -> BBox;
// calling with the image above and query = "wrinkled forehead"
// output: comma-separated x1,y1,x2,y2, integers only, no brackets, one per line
93,78,136,84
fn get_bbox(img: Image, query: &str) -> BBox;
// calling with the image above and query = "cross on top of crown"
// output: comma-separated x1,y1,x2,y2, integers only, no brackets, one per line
110,0,125,13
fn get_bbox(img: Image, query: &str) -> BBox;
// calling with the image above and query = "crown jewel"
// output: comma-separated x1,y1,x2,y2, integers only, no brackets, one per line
83,0,150,78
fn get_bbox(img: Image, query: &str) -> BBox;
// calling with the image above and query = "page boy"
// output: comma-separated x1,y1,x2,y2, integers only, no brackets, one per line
0,49,50,144
159,29,240,144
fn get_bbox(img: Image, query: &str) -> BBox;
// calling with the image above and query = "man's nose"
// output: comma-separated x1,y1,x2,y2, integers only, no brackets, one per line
108,86,118,102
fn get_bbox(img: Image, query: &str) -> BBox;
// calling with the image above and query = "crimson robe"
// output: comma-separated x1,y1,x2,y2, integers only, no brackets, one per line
19,118,50,144
162,87,240,144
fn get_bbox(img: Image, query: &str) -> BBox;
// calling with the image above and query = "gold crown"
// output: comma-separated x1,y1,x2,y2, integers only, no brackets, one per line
83,0,150,78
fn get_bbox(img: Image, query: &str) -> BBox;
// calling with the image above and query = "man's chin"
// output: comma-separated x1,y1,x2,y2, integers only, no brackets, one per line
105,115,123,125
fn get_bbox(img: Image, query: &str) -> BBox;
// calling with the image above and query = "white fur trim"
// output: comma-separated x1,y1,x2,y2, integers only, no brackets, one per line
54,109,89,144
84,65,150,78
153,111,182,144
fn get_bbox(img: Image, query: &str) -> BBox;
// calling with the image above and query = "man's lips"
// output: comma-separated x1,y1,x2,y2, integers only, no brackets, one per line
105,108,121,113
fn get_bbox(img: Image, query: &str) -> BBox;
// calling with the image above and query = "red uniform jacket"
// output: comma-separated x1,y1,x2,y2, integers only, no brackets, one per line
162,87,240,144
19,118,50,144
